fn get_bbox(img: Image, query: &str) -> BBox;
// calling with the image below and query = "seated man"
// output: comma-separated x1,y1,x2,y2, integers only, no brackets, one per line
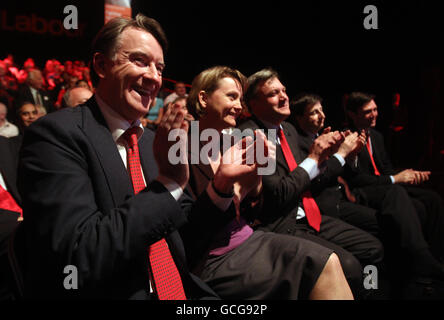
343,91,444,292
288,93,378,236
17,14,218,300
181,65,354,300
238,68,384,299
61,87,93,108
0,135,22,299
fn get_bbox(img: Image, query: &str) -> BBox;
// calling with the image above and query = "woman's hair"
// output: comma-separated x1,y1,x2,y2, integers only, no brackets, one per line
187,66,246,119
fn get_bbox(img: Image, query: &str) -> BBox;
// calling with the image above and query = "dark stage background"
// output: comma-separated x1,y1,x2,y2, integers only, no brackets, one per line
1,0,443,193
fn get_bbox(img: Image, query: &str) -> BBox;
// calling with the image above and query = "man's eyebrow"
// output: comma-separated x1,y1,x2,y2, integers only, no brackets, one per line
127,50,165,66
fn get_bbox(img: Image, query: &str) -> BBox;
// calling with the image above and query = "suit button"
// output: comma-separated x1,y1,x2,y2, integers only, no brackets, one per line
287,229,292,234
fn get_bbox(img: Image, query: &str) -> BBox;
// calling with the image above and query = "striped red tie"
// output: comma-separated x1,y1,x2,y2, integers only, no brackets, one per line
124,127,186,300
278,128,321,232
366,136,380,176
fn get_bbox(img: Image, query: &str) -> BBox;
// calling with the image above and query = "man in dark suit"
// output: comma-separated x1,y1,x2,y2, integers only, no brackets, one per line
344,92,444,290
288,93,391,237
238,68,384,298
16,69,55,115
16,14,220,300
0,135,22,299
0,135,21,244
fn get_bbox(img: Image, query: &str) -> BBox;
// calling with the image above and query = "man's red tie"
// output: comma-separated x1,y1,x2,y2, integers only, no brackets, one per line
366,136,380,176
278,129,321,232
124,127,186,300
0,184,22,218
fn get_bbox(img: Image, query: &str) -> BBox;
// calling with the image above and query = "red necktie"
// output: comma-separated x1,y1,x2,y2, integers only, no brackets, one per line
124,127,186,300
0,184,22,218
366,136,380,176
278,129,321,232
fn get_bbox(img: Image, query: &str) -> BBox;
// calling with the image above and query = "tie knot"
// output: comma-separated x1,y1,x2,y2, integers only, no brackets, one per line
123,127,140,148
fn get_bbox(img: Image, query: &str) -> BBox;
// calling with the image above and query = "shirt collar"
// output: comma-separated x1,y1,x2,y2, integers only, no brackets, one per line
29,86,38,96
95,93,144,144
260,119,281,131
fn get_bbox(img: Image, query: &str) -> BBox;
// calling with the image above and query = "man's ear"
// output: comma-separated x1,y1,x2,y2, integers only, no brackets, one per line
92,52,106,80
198,90,208,111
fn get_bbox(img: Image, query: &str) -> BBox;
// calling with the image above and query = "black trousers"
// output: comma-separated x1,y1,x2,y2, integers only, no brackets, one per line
403,185,444,262
0,210,20,300
316,188,381,237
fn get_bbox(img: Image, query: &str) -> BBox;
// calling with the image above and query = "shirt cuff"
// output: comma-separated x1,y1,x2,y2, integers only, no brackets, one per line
299,158,321,180
390,175,395,184
332,153,346,166
206,181,233,212
156,175,183,201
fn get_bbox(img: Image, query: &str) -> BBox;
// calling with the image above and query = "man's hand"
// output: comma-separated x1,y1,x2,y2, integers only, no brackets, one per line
153,102,190,190
393,168,431,185
337,130,366,159
308,131,344,164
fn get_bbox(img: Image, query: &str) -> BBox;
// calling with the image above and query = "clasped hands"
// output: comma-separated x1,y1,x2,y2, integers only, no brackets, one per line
153,103,271,199
308,127,367,164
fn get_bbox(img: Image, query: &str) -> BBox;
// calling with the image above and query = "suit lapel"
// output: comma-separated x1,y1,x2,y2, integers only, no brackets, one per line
362,129,379,174
293,125,313,158
138,129,158,185
0,143,21,203
248,117,293,172
80,97,134,207
282,122,304,164
186,141,214,199
369,129,383,170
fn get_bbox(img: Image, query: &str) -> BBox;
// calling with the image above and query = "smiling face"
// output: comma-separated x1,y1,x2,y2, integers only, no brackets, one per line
299,102,325,134
249,76,290,126
19,103,39,127
350,99,378,130
95,27,165,122
199,77,243,132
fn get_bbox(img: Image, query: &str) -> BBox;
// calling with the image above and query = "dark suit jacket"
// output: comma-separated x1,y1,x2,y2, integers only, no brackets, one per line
0,136,21,254
238,118,314,232
0,136,21,206
17,85,55,114
346,128,393,188
291,125,350,213
17,96,217,299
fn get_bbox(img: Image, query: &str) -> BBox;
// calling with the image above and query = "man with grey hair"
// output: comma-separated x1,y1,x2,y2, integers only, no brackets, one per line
0,102,19,138
17,69,54,114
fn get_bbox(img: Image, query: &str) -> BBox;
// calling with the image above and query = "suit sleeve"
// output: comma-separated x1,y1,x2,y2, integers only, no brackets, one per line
344,163,392,188
261,164,311,220
310,156,344,196
18,116,187,289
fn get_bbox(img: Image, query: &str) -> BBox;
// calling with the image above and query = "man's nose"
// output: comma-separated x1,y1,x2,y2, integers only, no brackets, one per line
143,63,162,83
